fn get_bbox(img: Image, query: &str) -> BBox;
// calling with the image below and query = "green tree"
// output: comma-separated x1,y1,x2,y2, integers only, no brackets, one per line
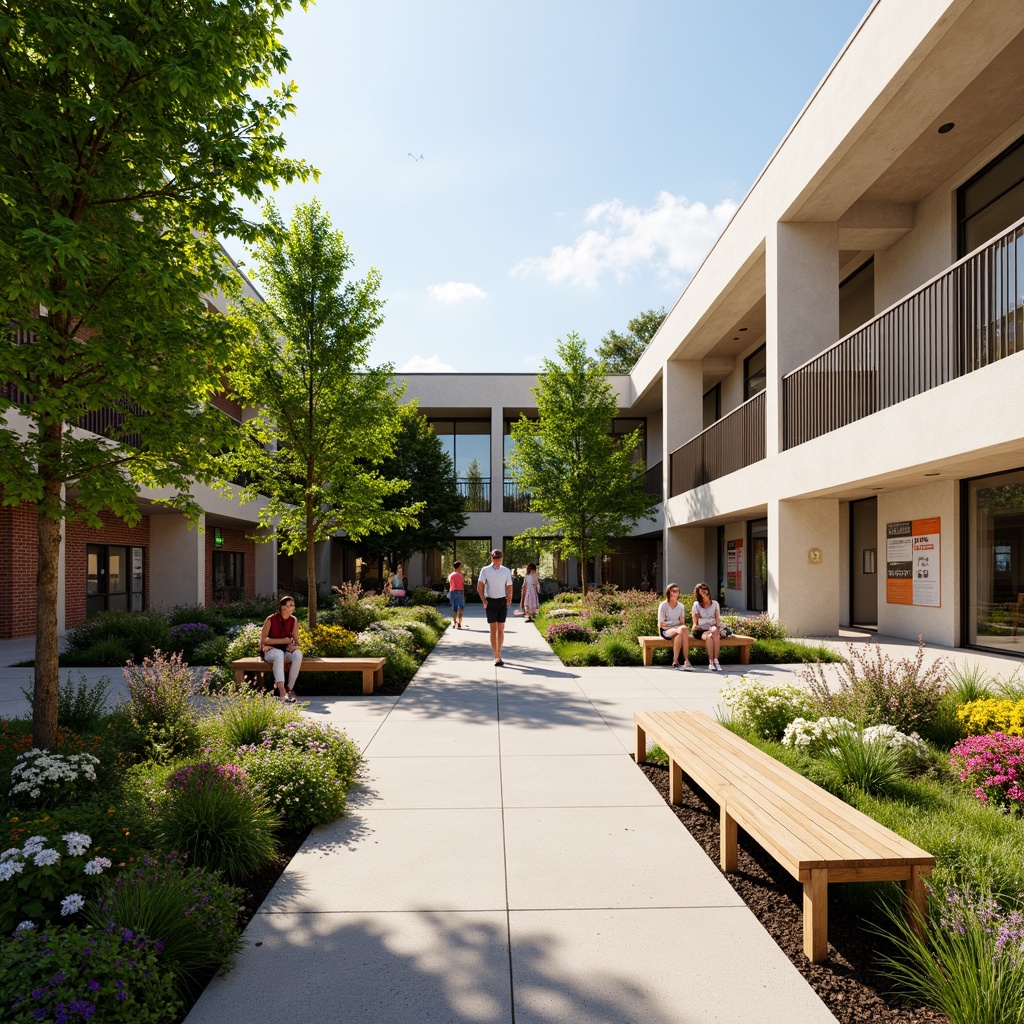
350,404,468,576
0,0,313,750
596,307,667,372
228,200,418,628
464,458,487,512
508,333,658,596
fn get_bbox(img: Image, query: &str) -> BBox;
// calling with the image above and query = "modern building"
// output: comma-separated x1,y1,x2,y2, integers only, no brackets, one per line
392,0,1024,657
5,0,1022,661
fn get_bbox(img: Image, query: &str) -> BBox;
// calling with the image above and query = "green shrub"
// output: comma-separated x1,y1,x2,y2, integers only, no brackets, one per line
361,622,416,653
600,635,643,666
811,729,909,796
643,743,670,766
60,636,134,667
121,652,205,762
63,610,172,663
802,638,947,734
731,612,788,640
87,854,244,998
997,668,1024,702
877,884,1024,1024
392,603,448,632
240,745,348,830
156,763,278,883
946,662,997,704
207,690,301,750
749,638,840,664
546,622,595,644
327,598,380,632
21,672,111,733
348,636,418,684
719,677,816,741
253,719,363,789
166,603,232,630
167,622,217,662
192,633,231,667
552,640,606,666
213,595,277,619
0,923,181,1024
223,622,264,661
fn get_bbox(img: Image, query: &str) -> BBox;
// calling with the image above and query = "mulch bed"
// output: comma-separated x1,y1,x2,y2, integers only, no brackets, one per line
638,763,948,1024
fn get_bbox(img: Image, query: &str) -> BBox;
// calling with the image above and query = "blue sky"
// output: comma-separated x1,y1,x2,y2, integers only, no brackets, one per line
238,0,870,373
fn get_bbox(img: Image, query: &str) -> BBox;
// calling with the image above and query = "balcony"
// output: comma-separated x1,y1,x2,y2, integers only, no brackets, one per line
456,477,490,512
503,479,531,513
669,392,766,496
783,215,1024,448
645,461,664,502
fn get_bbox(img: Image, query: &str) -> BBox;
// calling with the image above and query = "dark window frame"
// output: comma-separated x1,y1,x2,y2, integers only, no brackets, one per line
957,133,1024,258
743,345,767,401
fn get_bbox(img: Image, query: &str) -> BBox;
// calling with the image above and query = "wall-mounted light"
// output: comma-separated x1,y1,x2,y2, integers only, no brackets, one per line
808,547,823,564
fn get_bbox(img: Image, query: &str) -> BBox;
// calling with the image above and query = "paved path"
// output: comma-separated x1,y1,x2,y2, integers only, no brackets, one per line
184,607,841,1024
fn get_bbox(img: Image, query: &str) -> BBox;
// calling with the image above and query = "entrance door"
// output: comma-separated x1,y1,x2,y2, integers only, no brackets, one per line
87,544,144,617
748,518,768,612
850,498,878,628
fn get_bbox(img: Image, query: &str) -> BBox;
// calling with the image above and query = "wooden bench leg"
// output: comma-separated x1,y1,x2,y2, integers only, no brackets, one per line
739,645,750,665
234,668,244,686
642,644,653,667
904,866,929,939
635,721,647,763
669,758,683,805
720,807,737,872
373,665,384,689
803,869,829,963
361,669,373,696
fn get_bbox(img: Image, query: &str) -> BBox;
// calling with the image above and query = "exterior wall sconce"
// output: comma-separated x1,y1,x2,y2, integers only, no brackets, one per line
807,547,822,564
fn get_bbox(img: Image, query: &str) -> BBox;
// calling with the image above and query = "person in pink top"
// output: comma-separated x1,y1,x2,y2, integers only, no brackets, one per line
447,560,466,629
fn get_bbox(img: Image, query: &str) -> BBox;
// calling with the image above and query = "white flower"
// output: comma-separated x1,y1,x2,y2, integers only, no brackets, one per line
22,836,47,854
0,860,25,881
32,849,60,867
62,832,91,856
0,848,21,861
60,893,85,916
83,857,111,876
14,920,35,933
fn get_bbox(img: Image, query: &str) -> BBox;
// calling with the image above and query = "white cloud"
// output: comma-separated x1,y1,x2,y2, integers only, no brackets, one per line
427,281,487,304
400,354,457,373
513,191,737,288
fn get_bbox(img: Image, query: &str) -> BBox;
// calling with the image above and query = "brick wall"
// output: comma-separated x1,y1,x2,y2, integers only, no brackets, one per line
65,512,151,629
0,502,40,638
205,527,256,604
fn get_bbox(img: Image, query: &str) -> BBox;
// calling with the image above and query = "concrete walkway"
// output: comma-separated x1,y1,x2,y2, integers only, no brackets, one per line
2,620,1020,1023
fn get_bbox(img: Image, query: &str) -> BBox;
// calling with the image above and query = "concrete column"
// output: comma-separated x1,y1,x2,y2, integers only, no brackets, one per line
149,513,205,610
253,528,277,596
663,526,704,595
770,497,840,637
765,221,838,456
491,404,504,515
662,358,703,499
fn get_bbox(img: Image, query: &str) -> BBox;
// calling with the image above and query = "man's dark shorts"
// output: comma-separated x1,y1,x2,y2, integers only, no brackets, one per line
485,597,508,623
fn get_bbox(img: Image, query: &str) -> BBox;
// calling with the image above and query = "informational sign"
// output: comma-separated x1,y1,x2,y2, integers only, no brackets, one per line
726,539,743,590
886,518,940,606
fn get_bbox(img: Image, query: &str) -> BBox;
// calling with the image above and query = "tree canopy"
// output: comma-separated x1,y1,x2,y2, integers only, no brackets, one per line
0,0,314,749
596,308,667,373
349,403,467,578
508,333,658,595
228,199,419,628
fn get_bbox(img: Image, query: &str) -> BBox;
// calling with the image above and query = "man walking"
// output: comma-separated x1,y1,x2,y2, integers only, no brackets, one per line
477,548,513,666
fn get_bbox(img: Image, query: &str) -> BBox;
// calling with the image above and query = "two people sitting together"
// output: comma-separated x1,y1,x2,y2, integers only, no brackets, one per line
658,582,731,672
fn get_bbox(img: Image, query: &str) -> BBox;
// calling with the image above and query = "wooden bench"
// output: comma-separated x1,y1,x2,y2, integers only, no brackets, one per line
638,634,754,666
231,657,386,695
634,709,933,962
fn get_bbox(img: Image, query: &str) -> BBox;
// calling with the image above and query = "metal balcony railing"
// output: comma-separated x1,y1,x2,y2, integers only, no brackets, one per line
503,479,532,512
783,215,1024,448
456,477,490,512
669,392,766,497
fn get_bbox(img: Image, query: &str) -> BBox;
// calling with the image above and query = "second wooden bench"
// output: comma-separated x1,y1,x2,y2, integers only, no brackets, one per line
232,656,386,695
634,708,934,962
638,634,754,666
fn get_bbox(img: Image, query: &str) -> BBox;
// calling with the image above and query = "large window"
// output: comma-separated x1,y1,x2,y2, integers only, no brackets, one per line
213,551,245,602
703,385,721,430
429,419,490,512
743,345,766,401
839,259,874,337
958,134,1024,257
87,545,144,618
966,467,1024,652
504,417,536,512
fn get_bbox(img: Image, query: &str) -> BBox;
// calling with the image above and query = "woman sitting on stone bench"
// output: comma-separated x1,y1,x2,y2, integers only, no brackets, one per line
260,595,303,702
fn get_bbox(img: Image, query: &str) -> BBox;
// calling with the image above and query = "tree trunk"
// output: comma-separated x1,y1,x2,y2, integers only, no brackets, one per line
34,467,63,751
306,496,317,630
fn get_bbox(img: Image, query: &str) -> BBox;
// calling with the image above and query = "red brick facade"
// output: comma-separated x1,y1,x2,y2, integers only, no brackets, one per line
205,527,256,605
0,502,40,638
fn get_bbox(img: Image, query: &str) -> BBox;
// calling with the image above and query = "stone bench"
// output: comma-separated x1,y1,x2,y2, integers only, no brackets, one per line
231,656,386,695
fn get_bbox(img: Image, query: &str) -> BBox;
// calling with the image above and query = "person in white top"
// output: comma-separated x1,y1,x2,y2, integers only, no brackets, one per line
657,583,692,670
477,549,514,666
691,582,723,671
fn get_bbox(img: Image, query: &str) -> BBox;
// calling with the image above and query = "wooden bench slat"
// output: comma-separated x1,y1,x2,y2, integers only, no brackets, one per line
659,712,931,861
638,635,754,666
231,656,386,696
634,708,934,963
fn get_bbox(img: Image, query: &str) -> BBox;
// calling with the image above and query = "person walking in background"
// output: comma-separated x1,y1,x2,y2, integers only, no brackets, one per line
521,562,540,622
691,582,723,671
477,549,513,666
658,584,692,670
260,595,303,701
447,560,466,629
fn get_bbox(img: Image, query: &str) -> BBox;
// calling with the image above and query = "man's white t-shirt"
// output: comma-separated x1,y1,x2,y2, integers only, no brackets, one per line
478,564,513,598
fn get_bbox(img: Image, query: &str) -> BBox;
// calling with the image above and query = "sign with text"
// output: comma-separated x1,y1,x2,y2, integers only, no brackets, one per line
726,539,743,590
886,518,940,606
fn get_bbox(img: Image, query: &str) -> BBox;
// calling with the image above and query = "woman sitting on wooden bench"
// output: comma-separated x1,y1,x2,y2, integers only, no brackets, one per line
260,595,303,702
658,584,692,671
691,582,723,672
